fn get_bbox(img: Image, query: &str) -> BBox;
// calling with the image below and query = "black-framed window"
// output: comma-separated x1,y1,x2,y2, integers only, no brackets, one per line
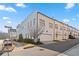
49,23,53,28
39,19,45,26
55,24,58,29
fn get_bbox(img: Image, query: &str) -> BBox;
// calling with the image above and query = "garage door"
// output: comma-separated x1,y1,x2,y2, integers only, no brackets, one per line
40,34,53,43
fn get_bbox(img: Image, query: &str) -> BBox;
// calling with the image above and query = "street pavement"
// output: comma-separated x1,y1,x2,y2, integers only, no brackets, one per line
2,46,59,56
1,38,79,56
58,44,79,56
39,38,79,53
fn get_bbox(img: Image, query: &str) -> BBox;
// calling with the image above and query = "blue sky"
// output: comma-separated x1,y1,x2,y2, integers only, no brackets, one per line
0,3,79,32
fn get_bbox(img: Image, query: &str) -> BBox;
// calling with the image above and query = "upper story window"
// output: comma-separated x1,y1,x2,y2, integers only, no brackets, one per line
30,20,32,27
27,22,30,28
60,27,64,30
33,19,35,25
49,23,53,28
55,24,58,29
39,19,45,26
63,27,66,30
67,28,69,31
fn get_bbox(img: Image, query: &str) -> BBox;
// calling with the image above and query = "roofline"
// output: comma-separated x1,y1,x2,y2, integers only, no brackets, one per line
37,12,79,31
17,12,37,28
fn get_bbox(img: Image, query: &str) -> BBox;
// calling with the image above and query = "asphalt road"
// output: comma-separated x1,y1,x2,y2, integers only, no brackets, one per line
40,38,79,54
13,41,25,47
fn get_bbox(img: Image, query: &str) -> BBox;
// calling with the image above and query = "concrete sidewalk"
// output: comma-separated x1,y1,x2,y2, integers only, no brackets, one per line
58,44,79,56
0,40,4,51
1,45,60,56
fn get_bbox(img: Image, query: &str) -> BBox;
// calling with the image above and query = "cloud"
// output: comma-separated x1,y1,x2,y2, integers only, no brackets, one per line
63,19,70,23
63,19,71,25
2,17,10,20
7,20,12,24
0,27,8,33
72,18,76,21
16,3,26,8
77,14,79,17
0,5,16,12
6,20,12,27
3,20,12,29
65,3,75,9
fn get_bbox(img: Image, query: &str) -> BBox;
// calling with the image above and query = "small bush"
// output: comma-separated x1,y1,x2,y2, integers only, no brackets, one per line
34,41,43,45
53,40,60,42
34,38,43,45
23,38,34,44
17,34,23,42
17,37,43,45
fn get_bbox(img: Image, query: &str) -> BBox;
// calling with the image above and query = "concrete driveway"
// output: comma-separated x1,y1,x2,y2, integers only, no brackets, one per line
2,46,59,56
0,40,4,55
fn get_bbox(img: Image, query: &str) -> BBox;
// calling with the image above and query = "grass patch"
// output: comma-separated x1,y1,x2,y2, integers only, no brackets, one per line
53,40,60,42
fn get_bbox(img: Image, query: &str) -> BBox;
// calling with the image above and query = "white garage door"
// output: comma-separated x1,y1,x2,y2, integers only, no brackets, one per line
40,34,53,43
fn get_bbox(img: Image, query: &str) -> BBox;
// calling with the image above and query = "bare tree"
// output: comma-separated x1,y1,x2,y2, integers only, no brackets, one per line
28,22,45,43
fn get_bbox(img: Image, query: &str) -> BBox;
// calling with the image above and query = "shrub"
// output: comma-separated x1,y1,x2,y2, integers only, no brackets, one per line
17,37,43,45
23,38,34,44
17,34,23,42
35,39,43,44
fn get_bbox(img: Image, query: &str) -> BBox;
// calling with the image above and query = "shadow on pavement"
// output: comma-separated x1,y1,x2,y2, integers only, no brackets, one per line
0,51,3,55
39,39,79,53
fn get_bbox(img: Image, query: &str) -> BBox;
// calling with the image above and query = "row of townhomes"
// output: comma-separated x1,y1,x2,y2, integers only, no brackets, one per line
8,28,17,40
16,12,79,43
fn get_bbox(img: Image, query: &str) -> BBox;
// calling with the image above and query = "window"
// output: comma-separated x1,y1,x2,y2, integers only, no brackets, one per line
55,24,58,29
28,22,29,28
60,27,64,30
67,28,69,31
49,23,53,28
33,19,35,25
39,19,45,26
30,20,32,27
60,27,63,30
